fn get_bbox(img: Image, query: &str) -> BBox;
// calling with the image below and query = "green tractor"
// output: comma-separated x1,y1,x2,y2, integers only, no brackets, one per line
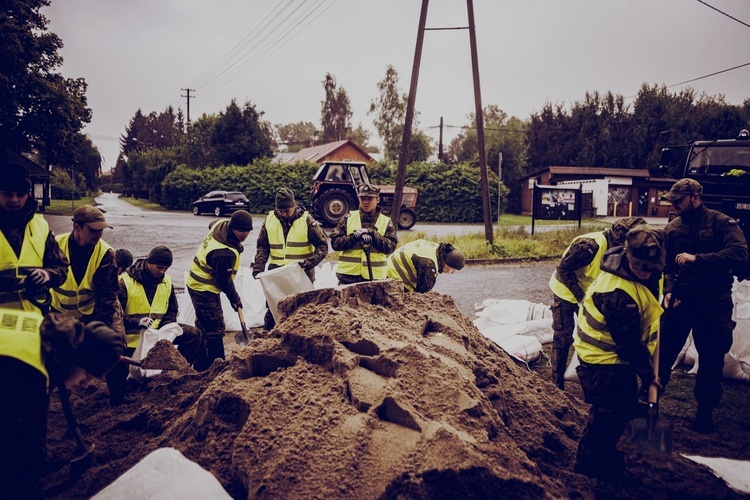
310,161,418,230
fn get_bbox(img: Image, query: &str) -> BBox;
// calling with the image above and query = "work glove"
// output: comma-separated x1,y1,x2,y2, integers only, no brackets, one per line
138,317,154,329
298,261,309,271
252,270,260,279
353,228,370,238
360,234,373,245
230,298,243,311
27,269,51,285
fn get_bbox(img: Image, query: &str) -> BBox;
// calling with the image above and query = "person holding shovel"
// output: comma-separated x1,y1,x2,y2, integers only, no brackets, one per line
573,225,665,481
386,240,465,292
658,178,747,434
0,162,69,314
251,188,328,330
0,309,124,499
110,245,202,400
187,210,253,370
330,184,397,285
548,216,646,389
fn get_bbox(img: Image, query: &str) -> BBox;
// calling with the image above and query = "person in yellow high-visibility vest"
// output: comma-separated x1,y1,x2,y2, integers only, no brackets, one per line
548,216,645,389
330,184,397,285
0,162,69,314
252,188,329,330
572,225,665,481
386,239,465,292
0,309,124,499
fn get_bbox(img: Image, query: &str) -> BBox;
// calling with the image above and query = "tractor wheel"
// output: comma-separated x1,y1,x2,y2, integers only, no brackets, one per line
315,188,355,227
214,206,222,217
192,206,200,216
398,208,417,230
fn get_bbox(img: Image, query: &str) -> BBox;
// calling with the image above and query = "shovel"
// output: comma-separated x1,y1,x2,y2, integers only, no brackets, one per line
623,320,673,454
56,384,95,477
362,242,373,281
234,307,252,346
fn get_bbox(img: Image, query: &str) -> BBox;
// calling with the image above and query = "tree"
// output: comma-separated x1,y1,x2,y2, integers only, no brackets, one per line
369,65,407,160
0,0,92,161
275,121,319,152
348,123,378,153
320,73,352,142
211,99,274,165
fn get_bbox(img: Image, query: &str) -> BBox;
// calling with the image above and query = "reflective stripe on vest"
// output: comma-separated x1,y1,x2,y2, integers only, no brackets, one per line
0,215,50,312
0,308,48,385
337,212,389,280
266,211,314,266
573,272,662,365
549,231,608,303
121,273,172,347
186,227,239,293
386,240,439,291
51,234,112,318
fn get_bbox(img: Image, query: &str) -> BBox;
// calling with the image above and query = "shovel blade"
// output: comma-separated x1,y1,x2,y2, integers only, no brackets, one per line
234,330,249,346
624,417,674,454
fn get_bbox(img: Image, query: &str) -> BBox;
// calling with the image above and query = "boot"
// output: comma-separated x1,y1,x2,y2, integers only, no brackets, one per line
205,336,225,364
551,346,570,390
692,404,715,434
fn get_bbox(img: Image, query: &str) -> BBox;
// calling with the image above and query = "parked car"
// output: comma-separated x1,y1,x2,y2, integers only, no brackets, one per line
192,191,250,216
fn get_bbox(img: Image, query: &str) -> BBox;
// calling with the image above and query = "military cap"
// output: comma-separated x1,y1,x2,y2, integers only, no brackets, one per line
610,216,646,247
625,225,666,274
661,178,703,202
73,205,111,230
357,184,380,198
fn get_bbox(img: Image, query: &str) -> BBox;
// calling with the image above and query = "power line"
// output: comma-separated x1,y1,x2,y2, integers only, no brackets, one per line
665,61,750,89
697,0,750,29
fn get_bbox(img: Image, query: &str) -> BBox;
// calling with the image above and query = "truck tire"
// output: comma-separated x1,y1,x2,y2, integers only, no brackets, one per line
398,208,417,230
314,188,355,227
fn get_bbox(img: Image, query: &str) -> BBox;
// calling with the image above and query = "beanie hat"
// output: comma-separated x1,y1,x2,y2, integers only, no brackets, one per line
610,216,646,247
229,210,254,231
0,162,32,193
275,188,296,209
444,247,465,270
115,249,134,270
147,245,173,267
625,225,666,274
75,321,125,378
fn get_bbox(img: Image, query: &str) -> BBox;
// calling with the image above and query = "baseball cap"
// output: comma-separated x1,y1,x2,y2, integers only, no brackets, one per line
661,178,703,202
72,205,111,230
357,184,380,198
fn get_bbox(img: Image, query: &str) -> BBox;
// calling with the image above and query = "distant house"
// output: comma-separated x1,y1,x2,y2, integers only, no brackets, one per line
521,166,675,218
285,139,374,164
2,149,52,209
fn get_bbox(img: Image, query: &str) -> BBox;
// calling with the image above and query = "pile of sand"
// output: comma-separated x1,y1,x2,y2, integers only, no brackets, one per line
42,281,738,498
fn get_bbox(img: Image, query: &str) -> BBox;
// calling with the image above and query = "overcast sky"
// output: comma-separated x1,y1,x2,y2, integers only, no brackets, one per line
44,0,750,172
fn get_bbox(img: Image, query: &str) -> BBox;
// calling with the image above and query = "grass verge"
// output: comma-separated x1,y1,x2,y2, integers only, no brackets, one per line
44,197,98,216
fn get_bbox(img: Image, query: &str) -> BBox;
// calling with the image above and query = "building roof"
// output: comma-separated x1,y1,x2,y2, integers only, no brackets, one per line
2,149,51,179
525,165,651,179
285,139,373,164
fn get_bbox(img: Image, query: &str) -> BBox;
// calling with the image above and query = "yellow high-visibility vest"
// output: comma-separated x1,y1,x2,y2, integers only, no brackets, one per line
387,240,439,292
121,272,172,347
186,227,239,293
549,231,608,303
574,272,662,365
0,308,48,385
51,234,112,318
266,211,314,266
0,215,49,312
337,212,389,280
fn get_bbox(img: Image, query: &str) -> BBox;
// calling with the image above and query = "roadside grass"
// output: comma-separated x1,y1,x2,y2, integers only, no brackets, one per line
118,196,169,211
44,196,98,215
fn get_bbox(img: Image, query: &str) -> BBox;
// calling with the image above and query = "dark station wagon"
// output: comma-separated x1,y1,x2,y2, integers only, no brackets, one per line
192,191,250,216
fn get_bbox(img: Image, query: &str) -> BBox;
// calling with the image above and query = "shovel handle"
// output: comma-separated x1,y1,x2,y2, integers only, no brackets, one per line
237,307,252,343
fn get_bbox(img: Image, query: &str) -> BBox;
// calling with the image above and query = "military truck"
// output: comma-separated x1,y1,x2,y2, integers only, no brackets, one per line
654,128,750,278
310,161,418,230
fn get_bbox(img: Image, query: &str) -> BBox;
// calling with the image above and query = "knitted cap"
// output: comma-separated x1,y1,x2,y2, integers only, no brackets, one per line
147,245,173,267
625,225,666,273
444,248,465,270
75,321,125,378
0,162,32,193
73,205,111,230
115,249,133,270
661,178,703,202
229,210,254,231
275,188,296,209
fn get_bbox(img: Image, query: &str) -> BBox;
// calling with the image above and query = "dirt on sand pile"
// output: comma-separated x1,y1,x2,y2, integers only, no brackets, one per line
43,281,741,498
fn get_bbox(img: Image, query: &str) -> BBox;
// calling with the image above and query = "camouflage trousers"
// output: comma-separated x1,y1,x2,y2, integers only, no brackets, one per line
187,288,225,343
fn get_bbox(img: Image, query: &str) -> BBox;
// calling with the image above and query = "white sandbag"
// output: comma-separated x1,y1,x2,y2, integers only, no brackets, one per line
480,323,526,344
683,455,750,495
313,261,339,290
92,447,231,500
129,323,182,380
259,263,314,322
516,318,554,344
474,299,551,324
564,353,580,384
496,335,542,364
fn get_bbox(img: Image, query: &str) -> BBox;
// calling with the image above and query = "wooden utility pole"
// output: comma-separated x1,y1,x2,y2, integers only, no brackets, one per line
438,116,444,162
391,0,429,229
182,88,195,168
467,0,492,243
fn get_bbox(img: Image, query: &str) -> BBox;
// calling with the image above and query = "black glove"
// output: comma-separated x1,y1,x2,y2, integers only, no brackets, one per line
230,298,243,311
252,270,260,279
360,234,373,245
298,261,309,271
353,228,370,238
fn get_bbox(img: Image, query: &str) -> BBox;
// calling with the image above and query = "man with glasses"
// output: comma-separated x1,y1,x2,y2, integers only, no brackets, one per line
659,178,747,433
